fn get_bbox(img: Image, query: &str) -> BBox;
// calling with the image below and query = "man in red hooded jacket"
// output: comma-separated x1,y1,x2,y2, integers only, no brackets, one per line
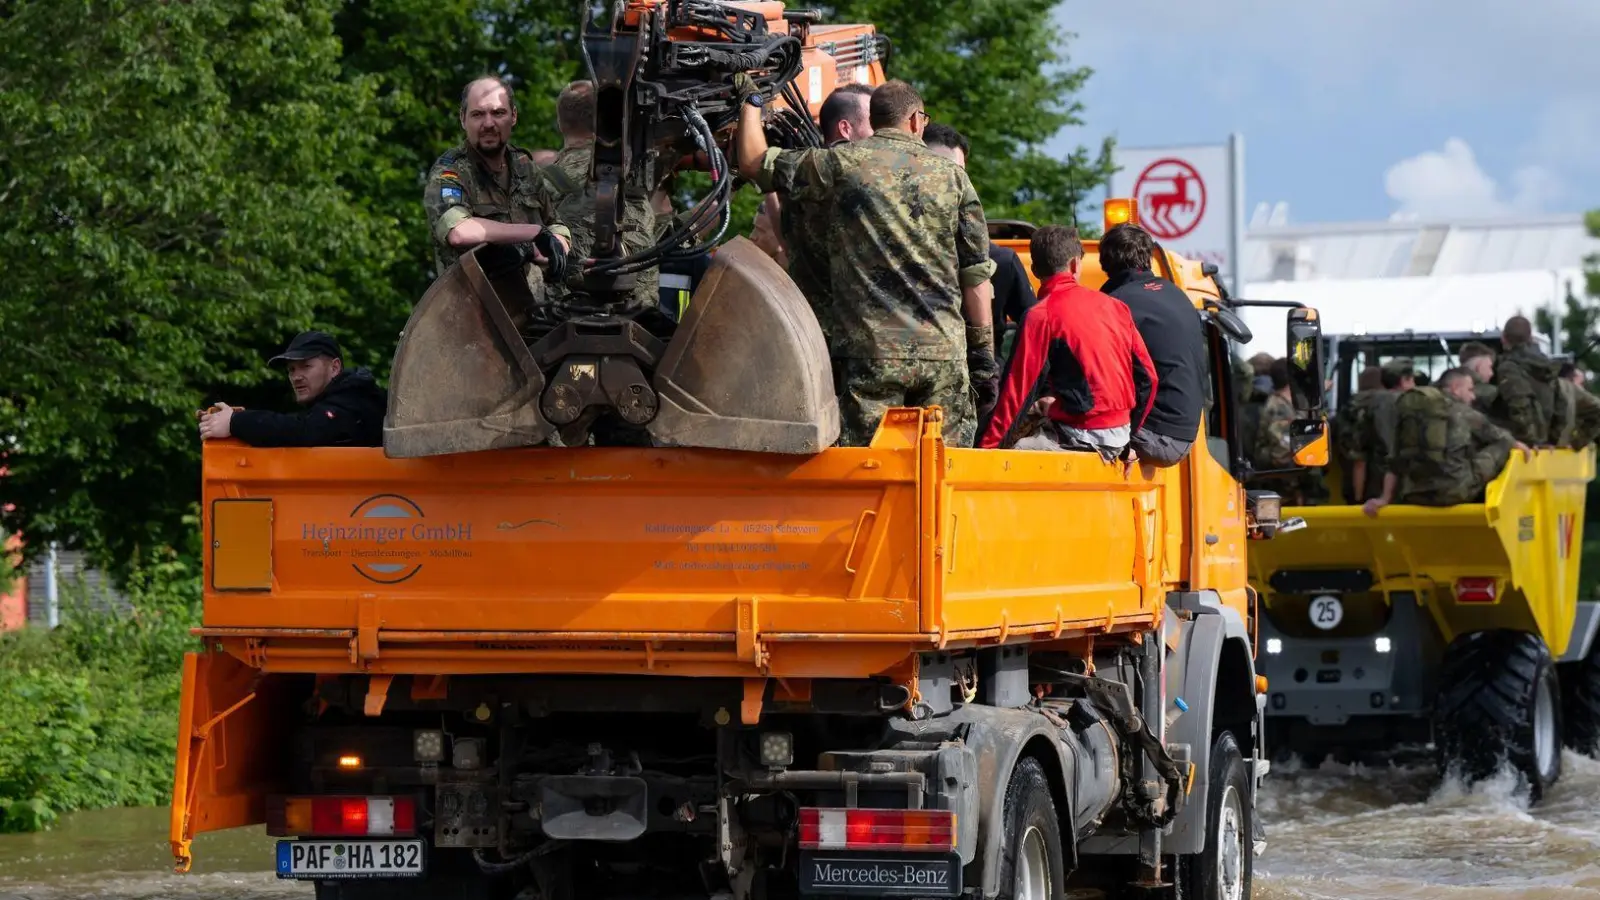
978,225,1158,460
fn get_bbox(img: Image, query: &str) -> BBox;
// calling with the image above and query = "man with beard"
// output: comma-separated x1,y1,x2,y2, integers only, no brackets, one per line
424,76,571,282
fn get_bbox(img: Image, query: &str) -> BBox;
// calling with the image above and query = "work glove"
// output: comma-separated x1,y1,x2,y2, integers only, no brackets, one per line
732,72,761,107
532,229,568,283
966,324,1001,420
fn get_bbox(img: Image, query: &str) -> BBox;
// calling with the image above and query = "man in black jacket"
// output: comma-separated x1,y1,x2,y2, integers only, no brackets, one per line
198,331,387,447
921,123,1038,361
1098,224,1208,466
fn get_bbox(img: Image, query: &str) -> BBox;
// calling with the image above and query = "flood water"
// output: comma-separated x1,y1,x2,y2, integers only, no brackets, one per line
3,753,1600,899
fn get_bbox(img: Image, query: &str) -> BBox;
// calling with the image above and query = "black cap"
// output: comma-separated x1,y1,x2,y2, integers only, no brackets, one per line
269,330,341,366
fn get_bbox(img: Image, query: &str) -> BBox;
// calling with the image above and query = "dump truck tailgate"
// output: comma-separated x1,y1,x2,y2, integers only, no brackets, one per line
200,412,1184,673
1250,447,1594,652
205,443,923,637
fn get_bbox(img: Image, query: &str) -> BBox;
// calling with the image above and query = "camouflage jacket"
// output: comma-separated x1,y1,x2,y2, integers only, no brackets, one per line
423,143,569,276
755,128,997,361
1490,343,1573,445
1252,392,1295,471
538,140,662,316
1394,387,1514,503
1334,388,1382,463
1360,390,1400,477
778,190,836,348
1566,379,1600,448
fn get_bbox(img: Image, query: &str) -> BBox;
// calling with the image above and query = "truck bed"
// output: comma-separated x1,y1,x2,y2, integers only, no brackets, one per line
199,410,1185,680
1250,446,1595,653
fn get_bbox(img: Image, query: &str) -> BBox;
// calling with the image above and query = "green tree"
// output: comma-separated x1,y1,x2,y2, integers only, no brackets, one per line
820,0,1115,227
0,0,403,569
1535,210,1600,371
331,0,588,345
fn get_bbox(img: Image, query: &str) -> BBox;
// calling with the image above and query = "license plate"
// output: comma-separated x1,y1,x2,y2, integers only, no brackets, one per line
799,851,962,897
275,839,427,880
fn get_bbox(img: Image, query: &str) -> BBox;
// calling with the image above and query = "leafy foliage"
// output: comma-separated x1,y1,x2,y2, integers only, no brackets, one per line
0,552,199,832
0,0,404,567
819,0,1115,228
0,0,1111,577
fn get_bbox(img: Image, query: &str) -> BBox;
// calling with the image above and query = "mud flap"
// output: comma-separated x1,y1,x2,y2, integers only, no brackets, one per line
169,650,297,873
648,237,839,453
384,246,555,458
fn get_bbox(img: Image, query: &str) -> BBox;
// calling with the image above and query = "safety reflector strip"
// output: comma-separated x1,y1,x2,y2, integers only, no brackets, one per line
798,808,956,852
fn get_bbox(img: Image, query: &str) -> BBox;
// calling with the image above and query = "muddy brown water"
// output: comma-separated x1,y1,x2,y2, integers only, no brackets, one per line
4,753,1600,899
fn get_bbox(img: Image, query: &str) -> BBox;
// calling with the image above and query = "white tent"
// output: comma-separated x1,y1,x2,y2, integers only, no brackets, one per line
1236,267,1586,360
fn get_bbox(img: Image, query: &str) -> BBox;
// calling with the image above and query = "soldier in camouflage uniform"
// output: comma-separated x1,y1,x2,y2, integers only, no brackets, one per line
1490,315,1574,446
1334,365,1384,502
772,83,875,356
423,76,571,283
536,80,665,322
1460,341,1497,416
736,78,998,447
1560,362,1600,448
1248,358,1317,502
1379,368,1521,508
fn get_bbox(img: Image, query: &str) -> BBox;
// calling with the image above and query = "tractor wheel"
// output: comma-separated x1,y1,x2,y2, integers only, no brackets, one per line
994,757,1066,900
1559,633,1600,756
1434,630,1562,803
1176,730,1253,900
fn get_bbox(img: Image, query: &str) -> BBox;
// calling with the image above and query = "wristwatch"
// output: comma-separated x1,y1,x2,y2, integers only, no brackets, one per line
745,92,765,108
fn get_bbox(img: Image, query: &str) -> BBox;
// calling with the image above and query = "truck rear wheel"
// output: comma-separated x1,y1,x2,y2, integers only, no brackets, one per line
1176,730,1252,900
1434,630,1562,802
995,756,1066,900
1559,637,1600,756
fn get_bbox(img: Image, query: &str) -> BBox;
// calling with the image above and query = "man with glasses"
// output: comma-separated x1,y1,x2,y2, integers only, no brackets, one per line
733,77,997,447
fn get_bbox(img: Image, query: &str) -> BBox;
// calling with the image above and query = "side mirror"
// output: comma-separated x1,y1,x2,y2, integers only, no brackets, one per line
1203,306,1254,344
1289,420,1329,467
1285,308,1325,415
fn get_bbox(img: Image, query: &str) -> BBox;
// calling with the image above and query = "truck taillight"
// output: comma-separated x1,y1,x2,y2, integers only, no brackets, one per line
798,808,955,852
267,796,417,837
1454,577,1498,603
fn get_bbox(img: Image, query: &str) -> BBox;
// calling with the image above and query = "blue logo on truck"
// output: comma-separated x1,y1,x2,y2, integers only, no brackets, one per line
300,493,474,584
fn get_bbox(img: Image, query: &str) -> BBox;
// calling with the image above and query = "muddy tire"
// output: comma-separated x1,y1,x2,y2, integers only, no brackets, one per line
994,756,1066,900
1433,630,1562,803
1177,730,1253,900
1559,637,1600,756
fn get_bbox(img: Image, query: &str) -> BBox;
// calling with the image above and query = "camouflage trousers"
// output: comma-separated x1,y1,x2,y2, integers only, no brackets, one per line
836,358,974,448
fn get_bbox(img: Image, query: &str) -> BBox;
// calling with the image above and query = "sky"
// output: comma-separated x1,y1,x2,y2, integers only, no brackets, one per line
1046,0,1600,225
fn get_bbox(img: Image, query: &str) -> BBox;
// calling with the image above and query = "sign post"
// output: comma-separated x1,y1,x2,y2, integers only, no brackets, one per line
1109,136,1245,295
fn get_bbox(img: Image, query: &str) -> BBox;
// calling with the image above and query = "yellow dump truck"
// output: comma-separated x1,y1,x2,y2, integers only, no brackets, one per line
1250,331,1598,801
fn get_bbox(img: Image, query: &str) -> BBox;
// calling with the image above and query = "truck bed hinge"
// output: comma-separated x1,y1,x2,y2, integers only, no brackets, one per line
354,598,381,664
736,595,768,671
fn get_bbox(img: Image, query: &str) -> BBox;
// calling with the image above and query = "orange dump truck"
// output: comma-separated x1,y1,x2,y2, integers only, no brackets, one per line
170,209,1329,900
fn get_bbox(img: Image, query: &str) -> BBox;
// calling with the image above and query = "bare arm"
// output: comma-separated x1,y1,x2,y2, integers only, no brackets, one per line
446,219,549,250
962,281,994,328
737,99,769,183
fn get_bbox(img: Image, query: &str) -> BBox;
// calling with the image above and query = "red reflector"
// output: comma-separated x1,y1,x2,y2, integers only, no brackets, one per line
1455,577,1497,603
394,797,416,833
798,807,956,852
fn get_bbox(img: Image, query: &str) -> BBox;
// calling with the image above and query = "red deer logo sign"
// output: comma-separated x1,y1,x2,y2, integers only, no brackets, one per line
1133,158,1208,240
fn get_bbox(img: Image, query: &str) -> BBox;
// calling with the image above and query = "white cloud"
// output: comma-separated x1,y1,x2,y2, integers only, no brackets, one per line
1384,139,1561,220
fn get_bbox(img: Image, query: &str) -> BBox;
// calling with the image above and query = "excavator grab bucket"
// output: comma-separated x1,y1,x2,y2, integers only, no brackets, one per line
384,246,555,458
648,237,839,453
